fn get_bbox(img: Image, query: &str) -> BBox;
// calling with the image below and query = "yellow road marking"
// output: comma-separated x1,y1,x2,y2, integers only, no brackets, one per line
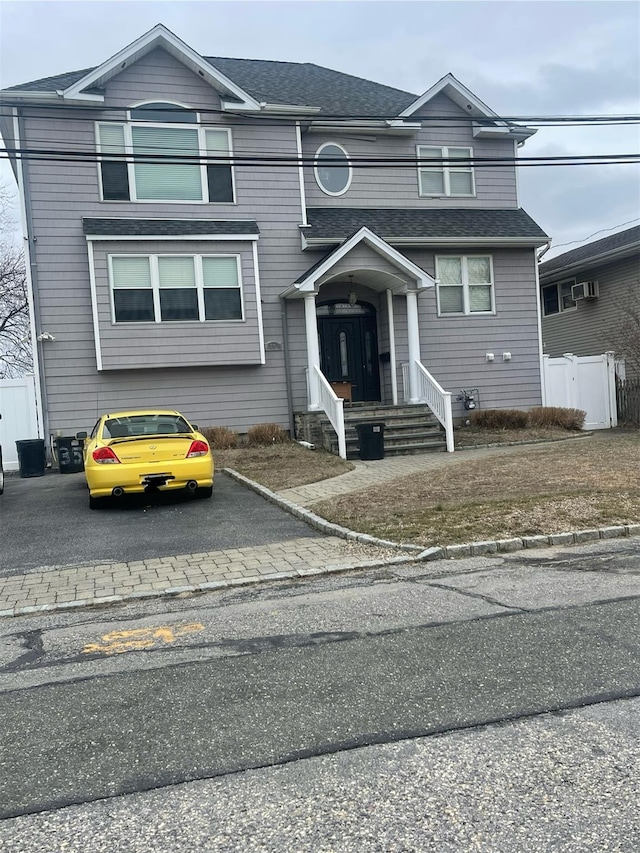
83,622,204,655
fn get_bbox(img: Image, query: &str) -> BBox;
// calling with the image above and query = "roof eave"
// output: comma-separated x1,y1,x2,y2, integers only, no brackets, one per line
305,235,550,249
539,241,640,281
61,24,261,110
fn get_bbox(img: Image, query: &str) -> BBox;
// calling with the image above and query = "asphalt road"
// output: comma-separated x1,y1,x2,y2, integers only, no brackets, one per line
1,538,639,848
0,471,319,575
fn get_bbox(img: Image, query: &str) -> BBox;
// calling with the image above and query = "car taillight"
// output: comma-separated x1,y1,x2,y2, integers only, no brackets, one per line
186,440,209,458
92,446,121,464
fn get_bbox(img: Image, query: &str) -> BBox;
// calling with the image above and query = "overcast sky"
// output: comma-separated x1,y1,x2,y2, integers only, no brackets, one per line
0,0,638,257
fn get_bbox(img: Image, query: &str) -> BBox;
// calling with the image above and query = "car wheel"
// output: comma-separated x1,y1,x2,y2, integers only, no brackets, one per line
195,485,213,499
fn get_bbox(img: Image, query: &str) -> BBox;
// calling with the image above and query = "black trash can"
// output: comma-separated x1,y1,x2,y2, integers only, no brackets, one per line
355,422,385,460
15,439,46,478
54,436,85,474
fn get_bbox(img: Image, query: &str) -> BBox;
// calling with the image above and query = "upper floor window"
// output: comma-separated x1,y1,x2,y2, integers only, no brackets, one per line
541,279,577,317
417,146,475,197
109,253,243,323
97,102,234,204
314,142,352,196
436,255,494,315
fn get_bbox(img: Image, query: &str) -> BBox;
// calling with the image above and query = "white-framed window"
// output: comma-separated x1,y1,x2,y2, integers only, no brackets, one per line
96,102,235,204
314,142,352,196
109,253,244,323
541,279,577,317
417,145,475,197
435,255,495,315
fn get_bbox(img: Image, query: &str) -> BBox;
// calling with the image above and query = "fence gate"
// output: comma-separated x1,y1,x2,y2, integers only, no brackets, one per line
542,353,617,430
0,376,41,471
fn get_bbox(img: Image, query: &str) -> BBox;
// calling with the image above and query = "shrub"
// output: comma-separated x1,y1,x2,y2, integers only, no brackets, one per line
469,408,529,429
200,425,238,450
246,422,290,446
527,407,586,430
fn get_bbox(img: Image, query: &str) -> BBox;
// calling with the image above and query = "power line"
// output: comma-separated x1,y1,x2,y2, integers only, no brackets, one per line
549,218,640,250
1,145,639,169
1,103,639,129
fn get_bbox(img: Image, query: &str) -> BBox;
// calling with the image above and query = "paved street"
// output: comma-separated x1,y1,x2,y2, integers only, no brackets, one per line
1,538,639,850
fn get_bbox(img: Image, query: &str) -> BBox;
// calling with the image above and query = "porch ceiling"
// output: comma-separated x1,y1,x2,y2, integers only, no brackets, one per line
317,267,412,292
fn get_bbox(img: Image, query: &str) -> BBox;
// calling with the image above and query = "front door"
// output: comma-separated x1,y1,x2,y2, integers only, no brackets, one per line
317,302,380,403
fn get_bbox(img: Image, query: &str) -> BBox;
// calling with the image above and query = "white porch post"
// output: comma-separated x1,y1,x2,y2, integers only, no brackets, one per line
304,294,321,410
386,289,398,405
406,289,421,403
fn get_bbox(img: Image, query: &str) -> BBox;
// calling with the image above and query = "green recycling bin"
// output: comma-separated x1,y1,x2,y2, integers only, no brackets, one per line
355,422,385,460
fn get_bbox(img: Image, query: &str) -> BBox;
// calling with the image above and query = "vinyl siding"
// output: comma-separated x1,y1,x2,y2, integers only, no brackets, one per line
541,255,640,367
303,93,518,209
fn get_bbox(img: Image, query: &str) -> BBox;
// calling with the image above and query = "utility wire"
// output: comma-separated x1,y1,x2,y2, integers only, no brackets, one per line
2,150,637,168
1,103,639,128
549,218,640,250
2,145,639,166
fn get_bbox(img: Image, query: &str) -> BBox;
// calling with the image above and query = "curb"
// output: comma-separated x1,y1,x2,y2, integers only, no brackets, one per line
224,468,640,564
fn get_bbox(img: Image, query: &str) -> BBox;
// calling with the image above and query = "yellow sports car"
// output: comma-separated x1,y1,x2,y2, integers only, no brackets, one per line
78,410,214,509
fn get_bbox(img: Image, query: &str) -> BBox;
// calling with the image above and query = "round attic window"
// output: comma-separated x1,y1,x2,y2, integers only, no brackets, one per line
314,142,352,196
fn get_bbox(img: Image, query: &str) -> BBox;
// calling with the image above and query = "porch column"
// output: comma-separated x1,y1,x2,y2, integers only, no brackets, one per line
406,289,421,403
386,289,398,405
304,294,321,410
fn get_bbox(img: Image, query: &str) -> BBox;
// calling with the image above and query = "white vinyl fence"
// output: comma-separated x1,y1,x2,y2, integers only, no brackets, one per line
0,376,41,471
542,352,617,430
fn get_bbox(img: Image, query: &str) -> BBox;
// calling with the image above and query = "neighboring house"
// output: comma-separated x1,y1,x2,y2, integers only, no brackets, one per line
0,24,549,457
539,226,640,375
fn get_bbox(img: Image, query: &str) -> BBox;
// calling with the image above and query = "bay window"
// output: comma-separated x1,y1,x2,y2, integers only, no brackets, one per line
109,254,243,323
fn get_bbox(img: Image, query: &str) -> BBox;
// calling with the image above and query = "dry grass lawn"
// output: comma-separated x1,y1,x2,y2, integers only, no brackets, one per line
215,442,354,491
311,432,640,546
454,426,578,447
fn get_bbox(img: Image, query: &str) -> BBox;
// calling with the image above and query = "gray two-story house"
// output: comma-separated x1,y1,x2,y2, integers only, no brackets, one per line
0,24,549,457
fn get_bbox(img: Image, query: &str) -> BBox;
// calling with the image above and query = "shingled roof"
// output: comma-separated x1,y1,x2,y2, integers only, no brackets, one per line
304,208,549,244
4,56,417,116
539,225,640,278
82,218,259,237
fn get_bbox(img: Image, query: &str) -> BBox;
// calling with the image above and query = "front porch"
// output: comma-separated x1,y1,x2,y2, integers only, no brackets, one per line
282,227,455,458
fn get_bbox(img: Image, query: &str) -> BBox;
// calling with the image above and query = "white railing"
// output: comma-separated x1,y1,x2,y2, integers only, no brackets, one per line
403,360,455,452
307,366,347,459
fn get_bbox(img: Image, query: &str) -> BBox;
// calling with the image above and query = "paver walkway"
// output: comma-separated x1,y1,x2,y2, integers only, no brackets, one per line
277,443,551,506
0,537,402,618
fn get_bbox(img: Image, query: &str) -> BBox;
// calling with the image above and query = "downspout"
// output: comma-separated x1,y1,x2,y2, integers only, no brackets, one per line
14,107,50,447
279,296,296,437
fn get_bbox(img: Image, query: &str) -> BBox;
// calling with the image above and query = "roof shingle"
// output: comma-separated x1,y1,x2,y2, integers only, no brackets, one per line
82,218,259,236
304,208,549,242
539,225,640,277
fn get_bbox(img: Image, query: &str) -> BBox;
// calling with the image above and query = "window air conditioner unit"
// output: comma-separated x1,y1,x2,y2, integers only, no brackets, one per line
571,280,599,300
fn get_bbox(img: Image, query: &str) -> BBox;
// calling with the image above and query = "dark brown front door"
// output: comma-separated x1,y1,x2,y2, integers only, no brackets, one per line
317,303,380,403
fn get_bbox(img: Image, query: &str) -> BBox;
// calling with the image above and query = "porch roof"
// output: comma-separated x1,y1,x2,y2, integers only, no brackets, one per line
302,207,549,248
82,218,260,238
283,226,436,298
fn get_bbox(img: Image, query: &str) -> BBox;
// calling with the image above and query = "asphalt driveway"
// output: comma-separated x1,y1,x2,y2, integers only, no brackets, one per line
0,470,319,576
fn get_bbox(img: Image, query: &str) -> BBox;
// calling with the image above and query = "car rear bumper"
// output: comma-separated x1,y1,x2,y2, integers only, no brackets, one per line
86,458,214,497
